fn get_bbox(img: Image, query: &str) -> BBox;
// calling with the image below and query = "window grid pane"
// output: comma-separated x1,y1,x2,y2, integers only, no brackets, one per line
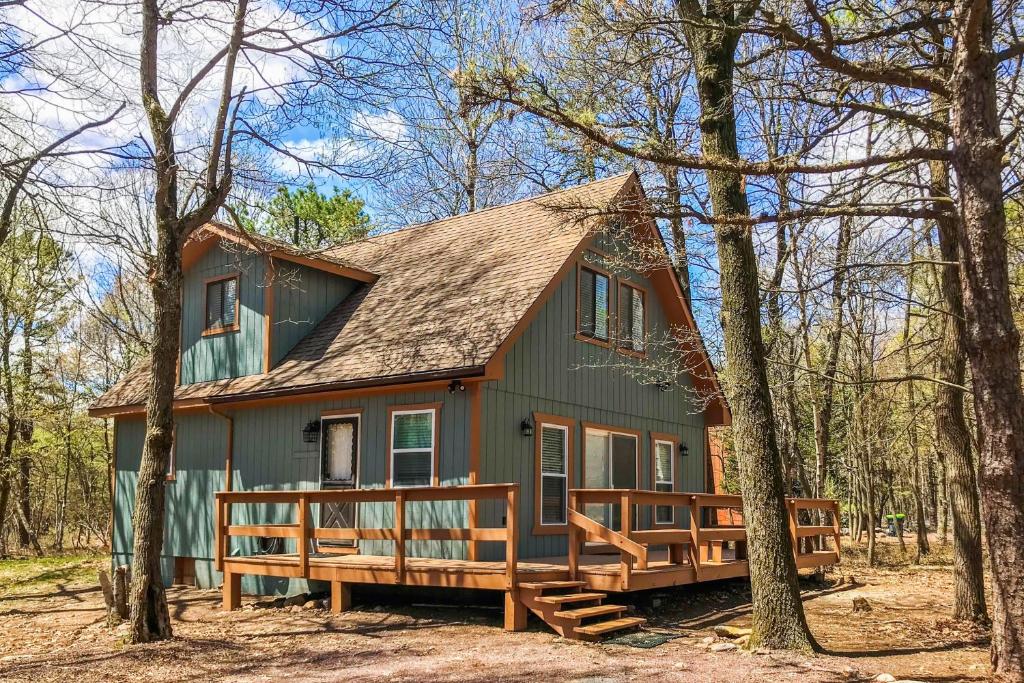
393,412,433,449
541,474,567,525
393,451,431,487
655,442,673,483
579,266,609,341
580,269,596,335
631,289,644,350
205,277,238,329
594,273,609,339
540,426,566,475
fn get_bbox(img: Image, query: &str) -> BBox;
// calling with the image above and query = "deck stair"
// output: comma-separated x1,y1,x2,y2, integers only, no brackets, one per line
518,580,645,641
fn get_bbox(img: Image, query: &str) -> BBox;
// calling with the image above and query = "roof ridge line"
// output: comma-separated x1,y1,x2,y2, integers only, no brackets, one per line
326,172,635,252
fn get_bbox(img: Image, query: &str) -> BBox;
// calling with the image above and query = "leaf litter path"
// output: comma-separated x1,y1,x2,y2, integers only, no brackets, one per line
0,554,988,682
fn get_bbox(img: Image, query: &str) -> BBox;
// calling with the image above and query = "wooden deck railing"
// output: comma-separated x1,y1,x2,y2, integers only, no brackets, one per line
567,489,839,589
214,483,520,588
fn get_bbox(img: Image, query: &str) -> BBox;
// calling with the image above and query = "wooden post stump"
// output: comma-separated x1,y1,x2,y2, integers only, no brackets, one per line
330,581,351,614
223,571,241,610
112,565,130,620
504,590,527,631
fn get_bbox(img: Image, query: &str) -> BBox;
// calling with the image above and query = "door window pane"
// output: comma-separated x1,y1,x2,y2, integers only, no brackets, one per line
326,422,355,482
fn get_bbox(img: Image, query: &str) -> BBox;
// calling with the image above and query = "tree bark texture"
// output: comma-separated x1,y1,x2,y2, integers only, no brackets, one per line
950,0,1024,675
679,0,816,651
929,103,987,622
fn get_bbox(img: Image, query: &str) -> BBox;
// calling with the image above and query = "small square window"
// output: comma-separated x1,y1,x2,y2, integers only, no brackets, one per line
204,275,239,333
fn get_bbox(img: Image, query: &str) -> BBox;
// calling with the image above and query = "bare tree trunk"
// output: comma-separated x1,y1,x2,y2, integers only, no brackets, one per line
678,1,816,650
902,225,930,563
950,1,1024,673
0,326,17,556
660,166,692,306
127,224,178,643
128,0,246,644
928,93,987,622
16,313,35,550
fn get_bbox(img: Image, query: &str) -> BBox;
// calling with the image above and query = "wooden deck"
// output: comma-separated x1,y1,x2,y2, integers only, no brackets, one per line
214,484,840,638
224,552,571,589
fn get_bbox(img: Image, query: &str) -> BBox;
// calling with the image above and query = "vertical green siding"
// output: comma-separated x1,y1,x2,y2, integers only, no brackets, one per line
480,251,708,560
229,389,470,561
113,387,473,594
180,244,267,384
270,262,359,365
180,243,359,385
112,413,229,589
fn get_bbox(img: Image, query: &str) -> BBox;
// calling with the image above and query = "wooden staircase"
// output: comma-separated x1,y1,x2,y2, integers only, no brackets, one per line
518,580,646,641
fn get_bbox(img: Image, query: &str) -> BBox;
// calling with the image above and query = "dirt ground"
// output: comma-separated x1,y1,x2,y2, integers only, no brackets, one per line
0,542,990,683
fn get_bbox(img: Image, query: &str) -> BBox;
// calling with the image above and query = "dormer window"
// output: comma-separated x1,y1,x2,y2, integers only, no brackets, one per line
577,263,611,343
204,273,239,336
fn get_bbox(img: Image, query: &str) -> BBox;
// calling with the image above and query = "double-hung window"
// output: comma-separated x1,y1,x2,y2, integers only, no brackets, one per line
618,282,645,352
204,274,239,334
578,264,610,342
390,407,437,487
539,424,569,526
653,439,675,524
533,414,574,533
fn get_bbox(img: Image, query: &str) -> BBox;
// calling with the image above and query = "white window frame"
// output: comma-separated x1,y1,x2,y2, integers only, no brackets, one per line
389,408,436,488
654,439,675,524
539,423,569,527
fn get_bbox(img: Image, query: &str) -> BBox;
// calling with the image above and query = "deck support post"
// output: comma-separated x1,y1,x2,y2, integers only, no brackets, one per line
330,580,351,614
504,590,527,631
223,571,241,611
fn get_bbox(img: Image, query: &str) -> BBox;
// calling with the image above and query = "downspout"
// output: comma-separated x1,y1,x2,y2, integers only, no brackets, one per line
208,405,234,491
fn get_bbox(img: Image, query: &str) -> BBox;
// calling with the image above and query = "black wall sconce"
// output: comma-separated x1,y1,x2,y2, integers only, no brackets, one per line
520,417,534,437
680,443,689,458
447,379,466,394
657,380,673,392
302,419,321,443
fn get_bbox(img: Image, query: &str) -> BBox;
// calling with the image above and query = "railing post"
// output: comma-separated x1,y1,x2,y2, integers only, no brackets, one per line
567,491,579,580
222,497,232,570
619,491,632,589
506,485,518,590
298,493,310,577
688,495,701,581
787,499,800,559
214,494,223,572
831,500,842,559
394,490,406,584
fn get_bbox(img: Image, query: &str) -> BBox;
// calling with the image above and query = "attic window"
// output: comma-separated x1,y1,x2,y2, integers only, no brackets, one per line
204,274,239,335
618,282,645,353
577,264,610,343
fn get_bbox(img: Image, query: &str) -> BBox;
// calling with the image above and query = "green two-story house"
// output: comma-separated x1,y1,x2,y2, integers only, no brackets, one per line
91,172,729,600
